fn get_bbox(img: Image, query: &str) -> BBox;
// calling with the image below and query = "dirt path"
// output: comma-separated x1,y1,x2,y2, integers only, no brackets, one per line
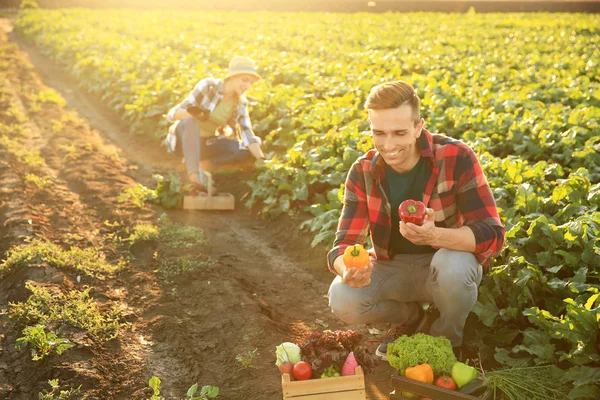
0,17,394,400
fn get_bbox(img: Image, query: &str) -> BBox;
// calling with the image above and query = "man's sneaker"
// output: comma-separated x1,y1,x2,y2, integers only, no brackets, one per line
375,308,427,361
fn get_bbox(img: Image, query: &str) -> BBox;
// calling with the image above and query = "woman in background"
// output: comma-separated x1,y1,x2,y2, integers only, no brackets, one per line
164,55,265,194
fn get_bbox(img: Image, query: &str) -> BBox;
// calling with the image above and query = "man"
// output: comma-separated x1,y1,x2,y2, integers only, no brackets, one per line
327,81,505,360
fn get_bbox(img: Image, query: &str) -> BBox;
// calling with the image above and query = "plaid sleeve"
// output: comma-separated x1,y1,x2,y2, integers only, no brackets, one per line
455,147,505,266
167,78,213,122
326,161,370,274
237,100,259,147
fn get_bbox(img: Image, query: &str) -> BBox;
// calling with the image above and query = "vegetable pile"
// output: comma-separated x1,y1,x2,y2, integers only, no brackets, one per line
274,329,378,381
390,334,570,399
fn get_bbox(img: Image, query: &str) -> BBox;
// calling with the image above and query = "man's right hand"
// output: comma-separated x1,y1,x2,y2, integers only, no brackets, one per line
343,263,373,288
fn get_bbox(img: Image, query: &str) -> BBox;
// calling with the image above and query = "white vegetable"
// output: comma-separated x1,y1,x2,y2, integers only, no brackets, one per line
275,342,301,366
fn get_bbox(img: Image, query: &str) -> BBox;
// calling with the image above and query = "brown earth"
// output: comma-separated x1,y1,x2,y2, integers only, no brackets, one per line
0,17,397,400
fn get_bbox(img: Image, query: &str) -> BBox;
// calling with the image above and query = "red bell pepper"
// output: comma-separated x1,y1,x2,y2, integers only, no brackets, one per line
398,200,427,226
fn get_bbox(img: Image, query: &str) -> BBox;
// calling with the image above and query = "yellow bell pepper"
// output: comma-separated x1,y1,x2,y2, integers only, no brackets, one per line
405,363,434,385
342,244,370,269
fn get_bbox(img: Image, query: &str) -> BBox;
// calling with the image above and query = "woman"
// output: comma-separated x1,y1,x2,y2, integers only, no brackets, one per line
164,55,265,194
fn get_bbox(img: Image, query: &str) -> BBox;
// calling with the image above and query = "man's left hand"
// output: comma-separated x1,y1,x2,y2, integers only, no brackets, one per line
399,208,440,246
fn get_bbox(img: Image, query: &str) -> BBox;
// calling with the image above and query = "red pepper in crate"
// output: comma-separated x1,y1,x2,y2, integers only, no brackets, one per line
399,200,427,226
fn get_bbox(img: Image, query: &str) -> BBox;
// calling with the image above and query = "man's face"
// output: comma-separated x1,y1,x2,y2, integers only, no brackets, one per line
369,104,424,173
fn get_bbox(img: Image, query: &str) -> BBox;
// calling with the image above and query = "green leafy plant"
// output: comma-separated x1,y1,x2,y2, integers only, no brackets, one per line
58,144,78,161
235,348,259,370
25,173,53,190
127,223,160,243
10,283,122,341
117,174,186,209
157,256,214,281
147,377,219,400
0,134,44,167
0,239,119,279
38,379,81,400
157,214,206,248
20,1,40,11
118,184,156,208
15,324,72,360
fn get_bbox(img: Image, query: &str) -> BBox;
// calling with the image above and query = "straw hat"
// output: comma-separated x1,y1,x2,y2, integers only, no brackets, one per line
224,56,262,81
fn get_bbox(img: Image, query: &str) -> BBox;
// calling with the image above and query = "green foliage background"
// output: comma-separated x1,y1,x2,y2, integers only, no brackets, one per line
14,9,600,398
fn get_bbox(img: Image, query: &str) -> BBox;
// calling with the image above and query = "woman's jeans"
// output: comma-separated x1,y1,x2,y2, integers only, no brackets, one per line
177,117,253,184
328,249,482,346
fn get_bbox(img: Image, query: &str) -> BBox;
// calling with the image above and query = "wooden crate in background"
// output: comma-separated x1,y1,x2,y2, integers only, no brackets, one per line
282,366,366,400
182,171,235,210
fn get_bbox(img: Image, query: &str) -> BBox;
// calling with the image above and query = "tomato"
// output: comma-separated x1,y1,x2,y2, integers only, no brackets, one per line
435,375,457,390
292,361,312,380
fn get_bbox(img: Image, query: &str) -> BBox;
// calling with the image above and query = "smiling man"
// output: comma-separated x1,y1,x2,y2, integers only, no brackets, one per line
326,81,505,361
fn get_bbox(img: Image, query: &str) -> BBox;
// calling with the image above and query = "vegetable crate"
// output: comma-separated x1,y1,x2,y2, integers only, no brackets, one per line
389,375,490,400
282,366,366,400
183,171,235,210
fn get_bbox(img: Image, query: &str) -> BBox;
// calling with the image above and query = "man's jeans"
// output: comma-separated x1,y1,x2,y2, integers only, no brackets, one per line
328,249,482,346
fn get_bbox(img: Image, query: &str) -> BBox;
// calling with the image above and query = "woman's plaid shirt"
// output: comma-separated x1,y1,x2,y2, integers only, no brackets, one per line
327,129,505,274
167,78,259,147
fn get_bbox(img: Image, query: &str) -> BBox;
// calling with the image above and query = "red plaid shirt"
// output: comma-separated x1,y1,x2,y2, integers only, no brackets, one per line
327,129,505,274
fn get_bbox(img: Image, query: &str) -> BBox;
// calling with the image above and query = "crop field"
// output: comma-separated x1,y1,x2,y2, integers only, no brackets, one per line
0,4,598,400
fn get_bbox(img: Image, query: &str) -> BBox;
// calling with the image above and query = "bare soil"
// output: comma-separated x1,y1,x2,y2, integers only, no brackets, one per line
0,17,396,400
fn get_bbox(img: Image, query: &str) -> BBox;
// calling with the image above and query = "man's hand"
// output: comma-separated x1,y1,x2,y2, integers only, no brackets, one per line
342,262,374,288
400,208,440,246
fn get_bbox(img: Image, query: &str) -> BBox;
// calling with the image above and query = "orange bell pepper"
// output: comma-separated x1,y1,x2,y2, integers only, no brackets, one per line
405,363,434,385
342,245,370,269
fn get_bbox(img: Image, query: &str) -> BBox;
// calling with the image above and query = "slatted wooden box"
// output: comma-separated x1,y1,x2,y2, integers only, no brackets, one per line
389,375,489,400
182,192,235,210
282,366,366,400
182,171,235,210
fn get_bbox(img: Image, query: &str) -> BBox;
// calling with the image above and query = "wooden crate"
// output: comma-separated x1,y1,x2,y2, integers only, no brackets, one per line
183,192,235,210
282,366,366,400
182,171,235,210
389,375,489,400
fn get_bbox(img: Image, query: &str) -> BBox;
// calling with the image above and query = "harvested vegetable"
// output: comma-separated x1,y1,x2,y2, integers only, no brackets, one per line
320,366,340,378
342,244,370,269
387,333,457,376
452,362,478,389
341,351,359,376
298,330,378,376
275,342,301,367
405,363,434,384
292,361,312,380
399,200,427,225
279,361,293,375
482,364,569,400
435,375,457,390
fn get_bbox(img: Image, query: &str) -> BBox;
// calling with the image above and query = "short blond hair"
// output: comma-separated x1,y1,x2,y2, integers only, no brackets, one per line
364,81,421,125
